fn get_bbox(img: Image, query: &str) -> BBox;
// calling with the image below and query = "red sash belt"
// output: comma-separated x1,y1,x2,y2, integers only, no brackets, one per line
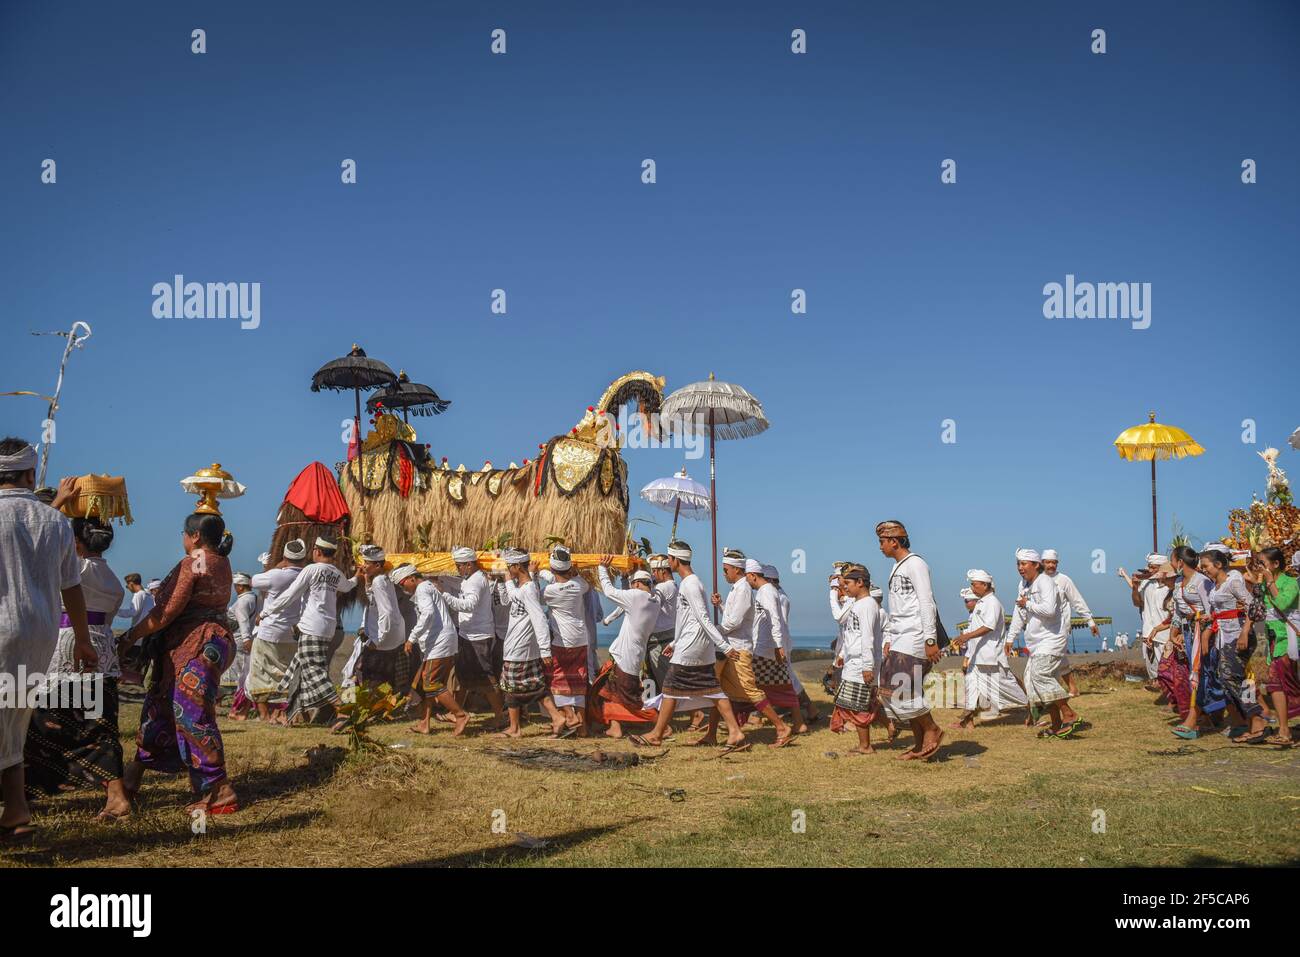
1208,609,1241,634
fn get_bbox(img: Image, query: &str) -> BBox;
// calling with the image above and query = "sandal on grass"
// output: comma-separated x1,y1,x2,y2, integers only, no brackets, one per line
0,821,37,844
1232,729,1270,745
1171,726,1200,739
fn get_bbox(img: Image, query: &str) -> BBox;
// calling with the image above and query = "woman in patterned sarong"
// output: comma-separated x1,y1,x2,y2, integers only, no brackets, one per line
121,512,240,815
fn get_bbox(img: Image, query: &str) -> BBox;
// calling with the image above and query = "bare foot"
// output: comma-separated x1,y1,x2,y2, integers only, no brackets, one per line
846,746,875,755
451,713,471,737
409,723,432,735
494,728,522,739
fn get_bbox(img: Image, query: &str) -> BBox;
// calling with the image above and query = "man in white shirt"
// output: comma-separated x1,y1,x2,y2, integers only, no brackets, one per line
876,520,945,761
114,572,155,681
266,537,358,725
247,538,307,721
537,546,593,736
952,569,1026,725
1014,548,1077,737
767,565,818,726
635,542,748,752
352,544,410,694
643,554,679,697
496,548,565,739
224,573,260,719
440,546,507,728
706,549,790,746
593,559,662,737
1042,548,1096,700
0,443,94,839
830,567,884,753
1127,552,1173,691
747,560,802,746
394,565,469,736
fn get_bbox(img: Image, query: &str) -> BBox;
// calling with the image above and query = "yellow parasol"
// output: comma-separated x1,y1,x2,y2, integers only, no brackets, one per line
1113,411,1205,552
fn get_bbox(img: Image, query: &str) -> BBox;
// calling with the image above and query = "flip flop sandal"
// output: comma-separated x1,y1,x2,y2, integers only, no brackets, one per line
1233,730,1270,745
627,734,652,747
719,742,752,755
555,725,579,739
0,822,37,844
1263,735,1294,747
917,733,945,760
1037,728,1060,739
1171,726,1200,739
769,735,794,749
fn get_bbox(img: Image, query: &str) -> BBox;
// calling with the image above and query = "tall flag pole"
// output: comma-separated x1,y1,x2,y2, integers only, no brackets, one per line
31,321,93,487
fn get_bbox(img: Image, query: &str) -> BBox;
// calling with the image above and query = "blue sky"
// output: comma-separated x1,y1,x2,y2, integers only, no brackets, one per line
2,0,1296,636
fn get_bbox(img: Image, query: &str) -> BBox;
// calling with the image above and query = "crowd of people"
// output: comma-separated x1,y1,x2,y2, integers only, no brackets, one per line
2,433,1298,842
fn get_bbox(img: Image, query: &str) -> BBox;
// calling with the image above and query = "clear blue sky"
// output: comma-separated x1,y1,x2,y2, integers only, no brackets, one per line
2,0,1296,636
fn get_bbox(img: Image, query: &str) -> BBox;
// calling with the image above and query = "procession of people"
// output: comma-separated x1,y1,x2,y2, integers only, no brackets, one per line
2,431,1299,842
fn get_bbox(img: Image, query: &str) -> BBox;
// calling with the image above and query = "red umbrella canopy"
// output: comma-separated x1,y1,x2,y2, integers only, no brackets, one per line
283,462,350,525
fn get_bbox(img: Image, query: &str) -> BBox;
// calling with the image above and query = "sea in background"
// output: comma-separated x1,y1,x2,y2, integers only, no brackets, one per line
593,628,1138,656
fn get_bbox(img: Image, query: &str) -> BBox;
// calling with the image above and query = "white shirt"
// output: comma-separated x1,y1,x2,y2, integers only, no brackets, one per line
250,566,303,643
670,573,729,666
598,566,661,675
719,578,755,652
408,580,458,660
0,488,81,680
116,588,154,629
752,581,787,659
838,595,882,681
1049,570,1095,629
229,590,259,643
653,578,678,632
829,590,853,656
362,573,405,650
501,578,552,662
885,553,937,658
1138,578,1172,643
967,593,1006,666
262,561,356,638
442,569,495,642
1019,574,1065,656
540,574,592,649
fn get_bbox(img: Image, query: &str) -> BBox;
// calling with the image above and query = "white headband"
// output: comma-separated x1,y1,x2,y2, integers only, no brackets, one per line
389,564,419,585
314,537,337,552
503,548,530,565
451,546,477,564
146,579,162,590
359,544,386,563
722,548,746,568
648,555,670,570
232,573,252,586
744,558,763,574
966,568,993,584
667,544,692,560
1015,548,1041,563
1041,548,1059,562
762,564,779,581
550,547,572,571
283,539,307,560
1146,552,1166,566
959,587,977,601
0,444,38,472
630,570,653,585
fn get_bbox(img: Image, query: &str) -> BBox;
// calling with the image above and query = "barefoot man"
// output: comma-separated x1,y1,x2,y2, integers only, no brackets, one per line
495,549,565,738
830,567,882,754
876,520,945,760
393,565,469,736
592,559,662,738
705,549,790,746
440,547,508,729
633,541,748,752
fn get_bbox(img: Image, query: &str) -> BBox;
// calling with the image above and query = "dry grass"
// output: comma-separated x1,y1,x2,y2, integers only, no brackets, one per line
5,665,1298,868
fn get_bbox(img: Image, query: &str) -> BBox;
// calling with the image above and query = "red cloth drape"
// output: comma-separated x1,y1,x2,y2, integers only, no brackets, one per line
283,462,350,524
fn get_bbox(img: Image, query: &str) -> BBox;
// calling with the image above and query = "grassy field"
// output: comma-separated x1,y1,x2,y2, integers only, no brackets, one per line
4,663,1298,868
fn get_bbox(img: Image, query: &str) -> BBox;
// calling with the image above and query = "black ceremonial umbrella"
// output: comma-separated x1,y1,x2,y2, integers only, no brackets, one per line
365,370,452,423
311,344,400,439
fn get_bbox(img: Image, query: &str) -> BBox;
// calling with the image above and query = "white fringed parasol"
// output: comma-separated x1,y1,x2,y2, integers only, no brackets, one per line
641,467,711,541
657,374,769,618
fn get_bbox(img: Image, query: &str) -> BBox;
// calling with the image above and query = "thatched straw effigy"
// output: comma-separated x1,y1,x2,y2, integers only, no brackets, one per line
340,371,665,557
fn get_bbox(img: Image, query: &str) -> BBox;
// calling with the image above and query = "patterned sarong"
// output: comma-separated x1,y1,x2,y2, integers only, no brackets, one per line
247,638,295,703
830,678,878,731
589,660,657,724
1262,655,1300,719
1024,652,1070,706
751,654,799,710
662,662,723,697
500,658,548,708
1157,647,1191,719
411,656,454,699
277,630,339,720
547,645,589,699
879,649,932,720
24,676,123,793
456,636,502,692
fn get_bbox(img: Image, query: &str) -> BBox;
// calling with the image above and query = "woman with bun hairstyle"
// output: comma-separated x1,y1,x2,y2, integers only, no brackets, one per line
120,512,240,815
23,498,129,820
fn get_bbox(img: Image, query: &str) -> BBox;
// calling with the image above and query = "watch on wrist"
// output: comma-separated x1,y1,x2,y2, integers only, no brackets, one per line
925,638,937,647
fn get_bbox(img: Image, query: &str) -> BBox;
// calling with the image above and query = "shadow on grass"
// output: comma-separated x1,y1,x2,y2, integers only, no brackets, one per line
400,816,654,867
6,809,326,866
